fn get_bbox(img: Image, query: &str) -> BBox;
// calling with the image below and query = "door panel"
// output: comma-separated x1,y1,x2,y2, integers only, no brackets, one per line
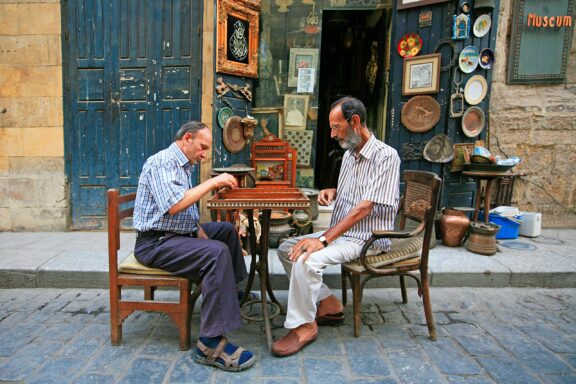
64,0,202,229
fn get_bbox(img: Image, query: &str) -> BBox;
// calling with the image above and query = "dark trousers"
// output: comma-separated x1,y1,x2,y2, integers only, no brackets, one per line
134,221,247,337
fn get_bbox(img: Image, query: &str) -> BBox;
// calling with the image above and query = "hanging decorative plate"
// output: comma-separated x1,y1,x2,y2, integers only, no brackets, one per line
217,106,234,129
400,95,441,133
479,48,494,69
464,75,488,105
222,116,246,153
461,106,486,138
397,33,422,58
473,14,492,37
423,133,455,163
459,46,479,73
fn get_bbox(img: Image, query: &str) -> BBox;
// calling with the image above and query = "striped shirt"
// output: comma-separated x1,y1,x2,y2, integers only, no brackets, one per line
133,142,199,234
330,134,401,252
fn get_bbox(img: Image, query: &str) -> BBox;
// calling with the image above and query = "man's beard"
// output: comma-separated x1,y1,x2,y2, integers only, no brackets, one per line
339,128,362,150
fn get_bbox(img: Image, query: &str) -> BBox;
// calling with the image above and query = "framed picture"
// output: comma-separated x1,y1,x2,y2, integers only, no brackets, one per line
288,48,319,87
216,0,259,78
251,107,283,139
283,94,309,130
402,53,441,96
397,0,451,10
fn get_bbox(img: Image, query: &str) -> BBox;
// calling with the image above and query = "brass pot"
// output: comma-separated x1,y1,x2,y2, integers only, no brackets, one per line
439,208,470,247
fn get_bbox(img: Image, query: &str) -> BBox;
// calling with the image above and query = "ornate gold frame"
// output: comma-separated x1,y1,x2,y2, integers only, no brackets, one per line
216,0,259,78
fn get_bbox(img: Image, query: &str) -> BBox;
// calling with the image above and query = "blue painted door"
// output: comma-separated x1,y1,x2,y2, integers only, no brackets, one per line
63,0,202,229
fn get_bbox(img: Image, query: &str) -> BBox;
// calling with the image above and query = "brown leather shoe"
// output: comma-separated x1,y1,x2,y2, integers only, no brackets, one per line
272,322,318,357
316,295,344,326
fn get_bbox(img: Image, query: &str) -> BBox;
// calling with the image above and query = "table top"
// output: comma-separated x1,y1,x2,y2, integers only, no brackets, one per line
207,187,310,210
462,170,512,178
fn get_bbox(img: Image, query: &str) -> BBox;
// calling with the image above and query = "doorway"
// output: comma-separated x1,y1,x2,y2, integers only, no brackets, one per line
314,9,392,189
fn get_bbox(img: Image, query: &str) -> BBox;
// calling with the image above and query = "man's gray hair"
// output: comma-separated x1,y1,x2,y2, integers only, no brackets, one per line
330,96,367,126
174,120,208,141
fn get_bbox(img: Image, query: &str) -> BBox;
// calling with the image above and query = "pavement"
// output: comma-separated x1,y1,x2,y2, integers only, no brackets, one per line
1,229,576,383
0,287,575,383
0,229,575,289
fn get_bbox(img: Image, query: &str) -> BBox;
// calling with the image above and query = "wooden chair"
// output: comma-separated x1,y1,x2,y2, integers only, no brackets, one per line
341,170,442,338
107,189,201,350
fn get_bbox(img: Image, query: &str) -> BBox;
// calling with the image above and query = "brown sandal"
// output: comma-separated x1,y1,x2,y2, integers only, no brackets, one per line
193,337,255,372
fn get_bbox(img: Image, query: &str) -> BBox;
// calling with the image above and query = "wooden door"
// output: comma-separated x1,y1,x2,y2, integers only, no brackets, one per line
63,0,202,229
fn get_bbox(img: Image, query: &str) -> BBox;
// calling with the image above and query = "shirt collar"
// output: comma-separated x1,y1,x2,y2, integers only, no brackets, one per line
352,133,376,161
168,142,191,168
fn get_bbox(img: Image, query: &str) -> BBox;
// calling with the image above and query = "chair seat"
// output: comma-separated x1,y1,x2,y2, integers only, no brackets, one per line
118,252,173,276
343,236,423,273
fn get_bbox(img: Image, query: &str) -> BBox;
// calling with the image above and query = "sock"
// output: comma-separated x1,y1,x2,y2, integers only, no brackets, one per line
198,336,253,365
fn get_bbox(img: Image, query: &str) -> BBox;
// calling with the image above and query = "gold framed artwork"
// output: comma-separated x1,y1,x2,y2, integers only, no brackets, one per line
216,0,259,78
283,94,309,130
288,48,319,87
251,107,283,139
402,53,441,96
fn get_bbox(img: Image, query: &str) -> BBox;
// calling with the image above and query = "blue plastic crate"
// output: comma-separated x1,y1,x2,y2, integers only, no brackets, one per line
480,212,522,239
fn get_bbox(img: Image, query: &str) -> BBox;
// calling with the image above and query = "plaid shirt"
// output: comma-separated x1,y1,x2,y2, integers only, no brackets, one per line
133,142,199,234
331,134,400,252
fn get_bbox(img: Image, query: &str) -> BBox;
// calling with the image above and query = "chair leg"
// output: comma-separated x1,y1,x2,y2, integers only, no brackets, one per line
351,273,362,337
110,284,122,346
400,275,408,304
341,266,348,307
178,281,192,351
421,274,436,340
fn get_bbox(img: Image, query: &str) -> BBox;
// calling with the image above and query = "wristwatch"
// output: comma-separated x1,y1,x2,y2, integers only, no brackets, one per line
318,235,329,247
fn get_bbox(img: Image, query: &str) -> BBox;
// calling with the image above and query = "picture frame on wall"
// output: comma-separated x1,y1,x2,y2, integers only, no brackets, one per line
283,94,309,130
216,0,259,78
251,107,284,139
402,53,441,96
288,48,319,87
396,0,452,10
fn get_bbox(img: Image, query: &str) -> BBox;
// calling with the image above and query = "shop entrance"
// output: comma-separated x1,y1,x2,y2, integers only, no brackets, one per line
315,9,392,189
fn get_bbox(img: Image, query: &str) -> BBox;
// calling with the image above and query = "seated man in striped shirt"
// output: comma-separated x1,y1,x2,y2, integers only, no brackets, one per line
272,96,401,357
133,121,255,372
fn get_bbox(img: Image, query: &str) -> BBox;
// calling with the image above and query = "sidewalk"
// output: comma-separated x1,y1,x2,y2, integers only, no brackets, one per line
1,229,575,289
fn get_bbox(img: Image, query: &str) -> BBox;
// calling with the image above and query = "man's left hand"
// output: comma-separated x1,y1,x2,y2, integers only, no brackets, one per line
288,238,325,263
197,226,209,239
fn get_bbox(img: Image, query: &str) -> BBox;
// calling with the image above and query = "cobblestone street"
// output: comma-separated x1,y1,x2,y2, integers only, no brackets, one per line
0,287,575,383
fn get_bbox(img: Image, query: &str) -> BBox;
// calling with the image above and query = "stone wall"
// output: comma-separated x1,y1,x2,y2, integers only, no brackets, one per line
490,1,576,227
0,0,67,231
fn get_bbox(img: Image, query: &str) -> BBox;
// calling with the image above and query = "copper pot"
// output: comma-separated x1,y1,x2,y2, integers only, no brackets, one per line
439,208,470,247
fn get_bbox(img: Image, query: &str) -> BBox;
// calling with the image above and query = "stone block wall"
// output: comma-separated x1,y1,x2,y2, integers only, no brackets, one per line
0,1,67,231
490,1,576,228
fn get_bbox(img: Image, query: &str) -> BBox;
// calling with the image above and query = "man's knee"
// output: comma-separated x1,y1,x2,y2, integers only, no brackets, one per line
278,237,297,259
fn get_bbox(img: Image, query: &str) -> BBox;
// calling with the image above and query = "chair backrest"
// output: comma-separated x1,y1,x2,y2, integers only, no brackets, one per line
400,170,442,263
107,189,137,280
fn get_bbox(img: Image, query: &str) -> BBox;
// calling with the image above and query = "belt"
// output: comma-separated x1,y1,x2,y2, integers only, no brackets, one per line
136,230,166,239
136,230,198,240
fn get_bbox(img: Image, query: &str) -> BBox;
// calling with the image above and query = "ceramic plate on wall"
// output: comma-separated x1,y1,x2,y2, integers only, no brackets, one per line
459,46,479,73
473,15,491,37
217,107,234,128
464,75,488,105
479,48,494,69
397,33,422,58
462,106,485,138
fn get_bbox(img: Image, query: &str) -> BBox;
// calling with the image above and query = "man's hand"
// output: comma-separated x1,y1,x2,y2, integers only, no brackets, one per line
318,188,337,206
288,238,325,263
197,226,209,239
212,173,238,191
